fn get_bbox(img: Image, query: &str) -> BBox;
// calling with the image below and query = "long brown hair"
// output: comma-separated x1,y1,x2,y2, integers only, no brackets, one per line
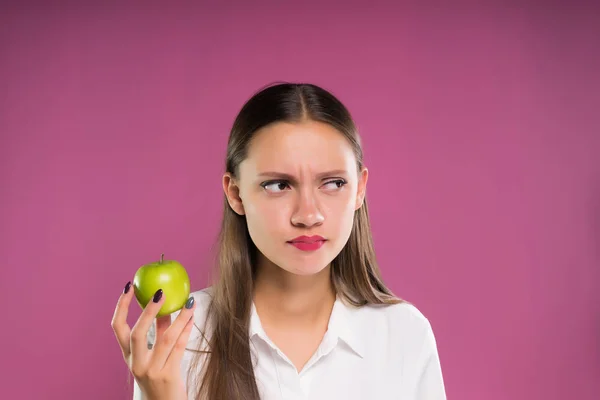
187,82,402,400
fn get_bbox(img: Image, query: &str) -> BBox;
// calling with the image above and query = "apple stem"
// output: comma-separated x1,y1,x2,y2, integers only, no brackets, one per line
160,253,164,263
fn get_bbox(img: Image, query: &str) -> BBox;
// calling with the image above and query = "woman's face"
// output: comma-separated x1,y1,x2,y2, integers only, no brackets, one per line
224,120,368,276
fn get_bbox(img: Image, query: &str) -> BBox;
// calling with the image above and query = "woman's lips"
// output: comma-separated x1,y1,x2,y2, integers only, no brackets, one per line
287,235,327,251
288,240,326,251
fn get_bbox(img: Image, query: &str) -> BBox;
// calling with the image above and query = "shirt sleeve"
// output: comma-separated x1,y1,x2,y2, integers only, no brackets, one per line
133,379,144,400
415,319,447,400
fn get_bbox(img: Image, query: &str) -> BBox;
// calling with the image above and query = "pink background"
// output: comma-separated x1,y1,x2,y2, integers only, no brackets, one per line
1,2,598,399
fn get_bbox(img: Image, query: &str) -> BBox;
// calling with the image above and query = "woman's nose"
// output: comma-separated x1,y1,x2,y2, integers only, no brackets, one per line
290,190,325,227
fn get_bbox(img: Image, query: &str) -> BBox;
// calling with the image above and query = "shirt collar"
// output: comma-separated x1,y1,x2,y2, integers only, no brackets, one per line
327,295,364,357
249,295,365,358
249,301,267,340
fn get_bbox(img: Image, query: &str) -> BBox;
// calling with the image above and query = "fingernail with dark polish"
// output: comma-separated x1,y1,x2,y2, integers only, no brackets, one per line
185,297,195,309
123,281,131,294
153,289,163,303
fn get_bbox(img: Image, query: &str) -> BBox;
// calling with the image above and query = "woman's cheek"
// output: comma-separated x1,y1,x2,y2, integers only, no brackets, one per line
248,199,291,232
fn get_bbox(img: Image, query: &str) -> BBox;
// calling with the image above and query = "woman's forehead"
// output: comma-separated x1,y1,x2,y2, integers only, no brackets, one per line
242,122,357,178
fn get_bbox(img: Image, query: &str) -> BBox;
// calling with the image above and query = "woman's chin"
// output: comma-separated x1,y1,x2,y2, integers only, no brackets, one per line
284,263,330,277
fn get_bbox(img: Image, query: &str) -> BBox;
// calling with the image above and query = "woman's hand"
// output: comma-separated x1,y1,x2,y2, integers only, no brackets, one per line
112,282,196,400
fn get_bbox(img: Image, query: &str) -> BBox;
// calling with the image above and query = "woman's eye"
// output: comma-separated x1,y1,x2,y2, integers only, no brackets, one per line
323,179,347,190
261,179,346,193
262,181,290,193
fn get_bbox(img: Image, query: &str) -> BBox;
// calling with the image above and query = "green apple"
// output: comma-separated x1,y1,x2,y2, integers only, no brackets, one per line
133,253,191,317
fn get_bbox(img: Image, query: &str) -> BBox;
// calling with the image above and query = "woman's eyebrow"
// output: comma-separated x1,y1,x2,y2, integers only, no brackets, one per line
257,169,348,182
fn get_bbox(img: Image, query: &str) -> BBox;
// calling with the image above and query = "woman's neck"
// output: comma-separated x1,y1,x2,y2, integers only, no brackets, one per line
253,259,336,329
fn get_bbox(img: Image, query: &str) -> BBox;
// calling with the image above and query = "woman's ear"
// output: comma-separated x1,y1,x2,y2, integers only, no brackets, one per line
223,173,245,215
355,167,368,211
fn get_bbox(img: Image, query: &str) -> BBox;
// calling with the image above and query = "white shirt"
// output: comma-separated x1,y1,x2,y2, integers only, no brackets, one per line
134,288,446,400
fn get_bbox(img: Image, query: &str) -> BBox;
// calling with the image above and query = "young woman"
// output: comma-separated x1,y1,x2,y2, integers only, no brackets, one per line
112,82,446,400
